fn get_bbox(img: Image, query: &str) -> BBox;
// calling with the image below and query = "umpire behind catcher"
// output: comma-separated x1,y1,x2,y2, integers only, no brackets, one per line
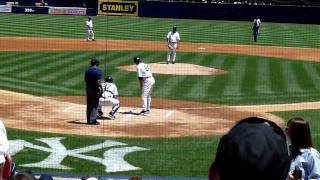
84,58,103,125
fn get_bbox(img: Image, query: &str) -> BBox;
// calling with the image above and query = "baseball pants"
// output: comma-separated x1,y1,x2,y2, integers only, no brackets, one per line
87,29,95,40
142,77,155,111
86,90,100,124
98,97,120,115
167,43,177,63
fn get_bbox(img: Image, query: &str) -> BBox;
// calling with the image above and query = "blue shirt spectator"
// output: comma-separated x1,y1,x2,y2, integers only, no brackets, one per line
289,148,320,180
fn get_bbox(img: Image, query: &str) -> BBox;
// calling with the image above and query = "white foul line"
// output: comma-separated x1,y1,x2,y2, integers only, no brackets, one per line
63,106,73,112
179,106,226,110
166,110,174,118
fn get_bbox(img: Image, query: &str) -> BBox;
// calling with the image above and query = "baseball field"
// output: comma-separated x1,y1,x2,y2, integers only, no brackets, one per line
1,13,320,178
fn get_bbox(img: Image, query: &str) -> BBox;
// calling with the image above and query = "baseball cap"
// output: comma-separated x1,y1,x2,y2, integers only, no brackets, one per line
210,117,290,180
90,58,100,66
133,56,141,63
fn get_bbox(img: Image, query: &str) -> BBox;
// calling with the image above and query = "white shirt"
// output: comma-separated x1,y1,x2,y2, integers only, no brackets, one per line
167,31,180,43
289,148,320,180
137,62,152,78
254,18,261,27
0,120,9,164
102,82,118,98
86,20,93,29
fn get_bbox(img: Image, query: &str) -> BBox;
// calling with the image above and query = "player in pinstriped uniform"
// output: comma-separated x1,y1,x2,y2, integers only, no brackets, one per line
133,57,155,115
166,26,180,64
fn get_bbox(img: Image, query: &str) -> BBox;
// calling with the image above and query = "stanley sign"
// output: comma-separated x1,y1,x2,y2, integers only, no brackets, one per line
98,0,138,16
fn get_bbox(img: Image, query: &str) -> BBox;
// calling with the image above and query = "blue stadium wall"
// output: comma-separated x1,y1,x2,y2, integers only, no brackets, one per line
138,1,320,24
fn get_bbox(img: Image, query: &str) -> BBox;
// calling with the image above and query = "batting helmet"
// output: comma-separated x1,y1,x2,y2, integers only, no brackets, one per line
133,56,141,63
105,76,113,83
90,58,100,66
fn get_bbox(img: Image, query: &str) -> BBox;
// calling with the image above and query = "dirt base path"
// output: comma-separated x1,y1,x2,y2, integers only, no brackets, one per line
0,90,284,137
0,37,319,62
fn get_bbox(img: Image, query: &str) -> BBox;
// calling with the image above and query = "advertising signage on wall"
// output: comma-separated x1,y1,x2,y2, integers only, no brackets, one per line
49,7,86,15
98,0,138,16
0,5,12,13
12,6,48,14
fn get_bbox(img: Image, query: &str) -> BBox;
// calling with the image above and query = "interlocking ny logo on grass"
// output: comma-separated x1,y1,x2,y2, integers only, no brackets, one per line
9,137,148,173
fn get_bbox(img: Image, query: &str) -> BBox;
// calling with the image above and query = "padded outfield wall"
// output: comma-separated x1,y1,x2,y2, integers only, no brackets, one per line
138,1,320,24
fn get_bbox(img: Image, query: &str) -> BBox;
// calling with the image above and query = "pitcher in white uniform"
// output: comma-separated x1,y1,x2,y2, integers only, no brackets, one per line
133,57,155,115
97,76,120,120
86,16,95,41
166,26,180,64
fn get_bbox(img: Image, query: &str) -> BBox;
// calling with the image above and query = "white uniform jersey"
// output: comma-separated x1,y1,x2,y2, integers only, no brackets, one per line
137,63,153,78
86,20,93,30
254,18,261,27
167,31,180,43
102,82,118,98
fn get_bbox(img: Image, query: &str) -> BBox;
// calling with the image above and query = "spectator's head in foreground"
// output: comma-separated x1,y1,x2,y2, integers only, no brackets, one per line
129,176,142,180
209,117,290,180
11,172,35,180
286,117,313,159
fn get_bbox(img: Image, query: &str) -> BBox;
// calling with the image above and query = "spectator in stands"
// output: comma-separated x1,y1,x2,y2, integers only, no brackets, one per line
40,0,45,6
0,119,9,180
38,174,53,180
11,172,35,180
129,176,142,180
208,117,290,180
286,117,320,180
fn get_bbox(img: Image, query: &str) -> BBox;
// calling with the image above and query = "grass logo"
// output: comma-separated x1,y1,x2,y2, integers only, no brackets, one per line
9,137,148,173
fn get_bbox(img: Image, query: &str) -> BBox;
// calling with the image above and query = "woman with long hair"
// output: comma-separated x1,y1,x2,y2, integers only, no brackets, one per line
287,117,320,180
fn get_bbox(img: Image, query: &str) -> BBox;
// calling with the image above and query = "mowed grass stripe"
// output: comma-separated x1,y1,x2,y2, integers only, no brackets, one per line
218,56,243,97
160,53,199,99
18,53,72,78
240,56,258,94
187,54,225,100
0,76,74,95
0,53,44,74
290,61,316,92
301,63,320,91
255,58,272,94
70,51,138,89
280,61,304,94
205,54,235,97
38,53,90,82
269,60,287,93
15,53,60,78
61,51,136,87
0,53,20,63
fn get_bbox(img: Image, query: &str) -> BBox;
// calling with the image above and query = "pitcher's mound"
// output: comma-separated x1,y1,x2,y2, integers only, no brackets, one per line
117,63,227,75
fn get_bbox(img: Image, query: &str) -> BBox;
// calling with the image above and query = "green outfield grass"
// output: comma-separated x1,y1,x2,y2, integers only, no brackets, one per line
0,51,319,105
0,14,319,48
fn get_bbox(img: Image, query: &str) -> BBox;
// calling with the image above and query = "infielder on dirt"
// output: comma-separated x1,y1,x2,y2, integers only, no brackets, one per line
86,16,95,41
97,76,120,120
133,57,155,115
166,26,180,64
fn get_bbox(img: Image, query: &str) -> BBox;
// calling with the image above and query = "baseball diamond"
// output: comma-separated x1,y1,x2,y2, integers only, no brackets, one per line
0,4,319,180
